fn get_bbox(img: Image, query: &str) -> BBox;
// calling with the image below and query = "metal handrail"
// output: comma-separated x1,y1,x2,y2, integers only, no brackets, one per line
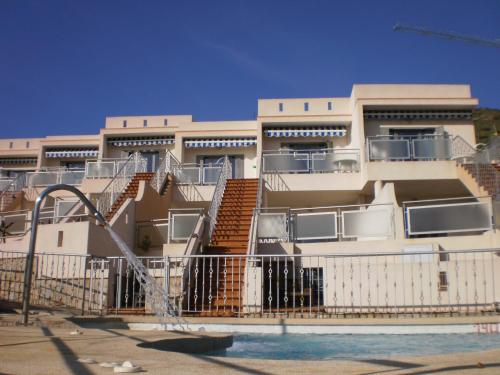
95,152,147,217
150,150,179,193
207,156,232,242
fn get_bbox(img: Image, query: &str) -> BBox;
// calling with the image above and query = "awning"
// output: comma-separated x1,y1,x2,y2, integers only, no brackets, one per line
45,149,98,158
108,136,175,147
364,110,472,120
184,138,257,148
0,157,37,165
264,126,346,137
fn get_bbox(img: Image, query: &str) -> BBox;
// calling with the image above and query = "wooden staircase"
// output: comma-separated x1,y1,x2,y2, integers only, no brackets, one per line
105,172,154,221
189,178,258,317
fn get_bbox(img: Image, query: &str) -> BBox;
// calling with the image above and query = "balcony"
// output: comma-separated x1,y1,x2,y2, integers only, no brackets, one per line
367,135,453,161
256,203,395,243
135,208,203,251
85,158,129,179
172,163,222,185
262,149,360,174
403,196,493,238
26,168,85,187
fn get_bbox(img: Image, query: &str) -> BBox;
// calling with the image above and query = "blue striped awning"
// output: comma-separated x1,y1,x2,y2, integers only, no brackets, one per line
184,138,257,148
264,126,346,137
108,136,175,147
45,149,98,158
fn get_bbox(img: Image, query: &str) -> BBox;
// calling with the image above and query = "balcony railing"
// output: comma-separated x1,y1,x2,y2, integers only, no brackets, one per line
262,149,360,174
367,135,454,161
173,163,222,185
85,158,129,179
135,209,204,248
257,203,395,243
26,168,85,187
403,196,493,238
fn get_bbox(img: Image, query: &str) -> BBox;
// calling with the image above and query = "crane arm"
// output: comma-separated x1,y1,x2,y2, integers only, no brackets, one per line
394,23,500,49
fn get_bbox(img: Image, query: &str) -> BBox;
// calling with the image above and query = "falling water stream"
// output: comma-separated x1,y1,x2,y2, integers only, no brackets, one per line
105,227,185,328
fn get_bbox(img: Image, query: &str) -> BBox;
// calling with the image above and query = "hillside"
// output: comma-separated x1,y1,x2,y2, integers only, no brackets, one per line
473,108,500,145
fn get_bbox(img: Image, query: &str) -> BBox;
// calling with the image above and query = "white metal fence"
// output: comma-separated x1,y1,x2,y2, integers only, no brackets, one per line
2,249,499,317
0,251,108,314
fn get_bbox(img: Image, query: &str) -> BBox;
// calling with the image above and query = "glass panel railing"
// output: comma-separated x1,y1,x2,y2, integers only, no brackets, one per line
27,172,59,187
262,153,309,173
342,207,393,238
202,166,222,185
170,213,199,241
405,197,492,236
59,170,85,185
368,135,454,161
257,204,395,243
262,149,360,173
174,166,201,184
257,212,289,242
294,212,337,240
412,137,452,159
86,161,116,178
368,138,411,161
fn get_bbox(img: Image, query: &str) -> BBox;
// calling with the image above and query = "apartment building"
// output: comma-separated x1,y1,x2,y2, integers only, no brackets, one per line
1,84,499,318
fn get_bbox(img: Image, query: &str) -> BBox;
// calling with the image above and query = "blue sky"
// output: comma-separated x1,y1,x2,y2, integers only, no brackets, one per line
1,0,499,138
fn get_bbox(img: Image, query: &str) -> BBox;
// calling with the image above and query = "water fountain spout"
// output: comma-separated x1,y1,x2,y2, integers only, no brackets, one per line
21,184,181,328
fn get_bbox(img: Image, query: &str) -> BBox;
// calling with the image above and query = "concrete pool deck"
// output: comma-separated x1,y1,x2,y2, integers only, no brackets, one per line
1,325,500,374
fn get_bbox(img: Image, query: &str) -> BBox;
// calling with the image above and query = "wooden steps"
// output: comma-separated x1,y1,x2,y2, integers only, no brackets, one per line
188,178,258,317
104,172,155,221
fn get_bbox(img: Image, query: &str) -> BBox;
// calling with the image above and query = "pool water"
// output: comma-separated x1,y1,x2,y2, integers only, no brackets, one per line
208,334,500,360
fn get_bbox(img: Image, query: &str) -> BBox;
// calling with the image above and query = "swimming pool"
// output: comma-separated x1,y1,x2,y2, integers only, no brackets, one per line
208,333,500,360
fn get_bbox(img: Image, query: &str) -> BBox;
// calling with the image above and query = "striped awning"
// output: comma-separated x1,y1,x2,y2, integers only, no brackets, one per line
184,138,257,148
0,157,37,165
45,149,98,158
264,126,346,137
108,136,175,147
364,110,472,120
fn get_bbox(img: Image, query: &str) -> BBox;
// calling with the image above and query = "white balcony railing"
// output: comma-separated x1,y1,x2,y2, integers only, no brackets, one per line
367,135,455,161
257,203,395,243
403,196,493,237
26,168,85,187
262,149,360,174
173,163,223,185
135,209,204,249
85,158,129,179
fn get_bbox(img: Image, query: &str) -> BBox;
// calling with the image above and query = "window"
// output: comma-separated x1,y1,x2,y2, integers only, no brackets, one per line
328,102,332,111
279,103,284,112
26,141,30,148
164,118,168,126
123,120,127,128
438,271,448,291
304,102,309,112
57,231,64,247
9,142,13,149
143,119,148,127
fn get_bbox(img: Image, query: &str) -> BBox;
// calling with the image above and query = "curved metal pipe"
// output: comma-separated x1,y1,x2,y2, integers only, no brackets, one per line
21,184,107,325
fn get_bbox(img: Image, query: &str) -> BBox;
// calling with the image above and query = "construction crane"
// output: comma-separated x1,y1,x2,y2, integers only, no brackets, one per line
393,23,500,49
